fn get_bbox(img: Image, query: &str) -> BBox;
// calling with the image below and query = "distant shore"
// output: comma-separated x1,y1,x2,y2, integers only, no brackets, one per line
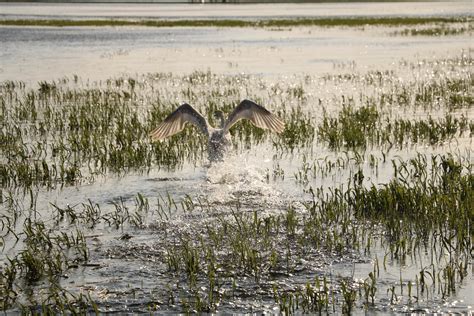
0,16,472,28
0,0,464,3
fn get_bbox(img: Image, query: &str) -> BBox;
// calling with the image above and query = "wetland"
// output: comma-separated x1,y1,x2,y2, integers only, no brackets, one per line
0,2,473,314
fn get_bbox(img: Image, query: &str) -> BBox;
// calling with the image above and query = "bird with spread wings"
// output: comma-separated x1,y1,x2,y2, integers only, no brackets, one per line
149,99,285,162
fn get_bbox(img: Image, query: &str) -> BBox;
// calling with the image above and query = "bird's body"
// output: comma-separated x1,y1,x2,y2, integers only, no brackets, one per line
208,128,231,161
149,99,285,162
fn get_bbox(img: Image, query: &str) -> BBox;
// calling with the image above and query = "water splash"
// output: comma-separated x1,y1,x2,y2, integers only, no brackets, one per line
203,154,285,212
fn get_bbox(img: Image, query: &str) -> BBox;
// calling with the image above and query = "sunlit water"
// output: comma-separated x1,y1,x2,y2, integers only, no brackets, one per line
0,2,473,314
0,3,472,83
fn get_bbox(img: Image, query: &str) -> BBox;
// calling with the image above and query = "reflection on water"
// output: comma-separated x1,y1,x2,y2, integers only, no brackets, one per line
0,2,472,83
1,25,471,83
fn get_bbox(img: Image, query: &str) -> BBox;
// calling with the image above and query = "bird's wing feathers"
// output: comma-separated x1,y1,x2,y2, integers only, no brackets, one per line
223,99,285,134
149,103,209,141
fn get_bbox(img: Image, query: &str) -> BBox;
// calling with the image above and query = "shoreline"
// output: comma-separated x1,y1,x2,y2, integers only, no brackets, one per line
0,16,472,28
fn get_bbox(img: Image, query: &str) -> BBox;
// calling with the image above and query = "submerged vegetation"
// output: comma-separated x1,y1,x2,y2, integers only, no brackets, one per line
1,51,473,313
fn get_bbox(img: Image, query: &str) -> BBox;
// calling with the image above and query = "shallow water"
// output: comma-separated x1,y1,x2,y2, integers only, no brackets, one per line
1,3,472,83
1,25,471,83
0,3,473,314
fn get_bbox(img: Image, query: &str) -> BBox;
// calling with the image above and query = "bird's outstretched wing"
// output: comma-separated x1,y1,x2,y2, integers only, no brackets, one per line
223,99,285,134
149,103,209,141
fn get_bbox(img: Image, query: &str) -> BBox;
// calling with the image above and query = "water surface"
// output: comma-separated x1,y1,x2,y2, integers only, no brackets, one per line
0,3,472,314
1,2,471,20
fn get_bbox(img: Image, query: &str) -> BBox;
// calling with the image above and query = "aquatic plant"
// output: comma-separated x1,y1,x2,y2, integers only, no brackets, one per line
1,52,472,313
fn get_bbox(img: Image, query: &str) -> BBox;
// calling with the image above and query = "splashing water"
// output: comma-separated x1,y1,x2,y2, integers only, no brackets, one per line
203,154,285,212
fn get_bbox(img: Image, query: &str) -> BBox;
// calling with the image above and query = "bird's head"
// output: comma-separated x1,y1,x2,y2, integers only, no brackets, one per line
213,110,226,128
213,110,224,119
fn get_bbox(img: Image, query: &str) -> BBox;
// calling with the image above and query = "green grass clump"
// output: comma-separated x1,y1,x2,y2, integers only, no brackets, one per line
412,77,473,109
388,114,471,146
318,103,471,151
349,155,473,241
0,220,90,310
318,104,379,150
275,107,315,152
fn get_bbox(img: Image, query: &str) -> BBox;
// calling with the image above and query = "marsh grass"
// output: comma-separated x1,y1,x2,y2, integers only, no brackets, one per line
318,104,379,150
318,105,471,150
80,153,470,313
1,17,471,29
0,219,90,310
1,155,472,312
317,57,472,151
394,23,474,36
1,53,473,313
1,73,318,188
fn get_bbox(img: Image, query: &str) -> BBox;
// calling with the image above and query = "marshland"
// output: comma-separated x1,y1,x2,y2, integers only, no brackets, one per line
0,2,473,314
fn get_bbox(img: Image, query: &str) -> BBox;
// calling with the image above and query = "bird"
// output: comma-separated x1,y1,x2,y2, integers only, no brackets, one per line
149,99,285,162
